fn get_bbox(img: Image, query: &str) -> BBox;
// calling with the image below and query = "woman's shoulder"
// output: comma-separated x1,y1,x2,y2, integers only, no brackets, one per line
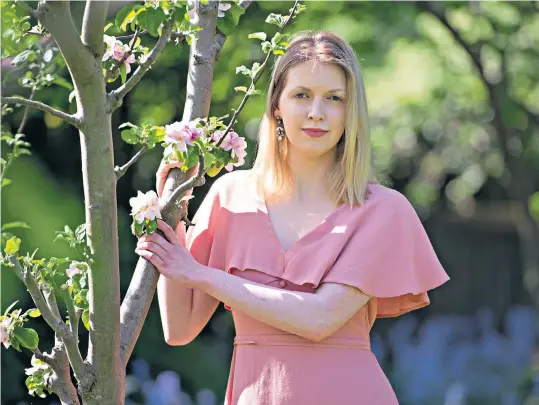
210,169,253,195
361,183,415,213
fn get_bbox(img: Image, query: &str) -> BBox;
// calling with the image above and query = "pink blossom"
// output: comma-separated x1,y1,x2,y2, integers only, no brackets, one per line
66,262,84,278
103,35,136,74
129,190,161,223
220,131,247,171
0,317,12,349
164,121,202,153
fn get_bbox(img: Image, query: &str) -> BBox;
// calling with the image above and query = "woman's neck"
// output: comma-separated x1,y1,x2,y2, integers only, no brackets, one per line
285,148,337,203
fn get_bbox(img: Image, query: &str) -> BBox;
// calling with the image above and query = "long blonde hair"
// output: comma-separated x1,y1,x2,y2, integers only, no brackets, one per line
250,30,377,206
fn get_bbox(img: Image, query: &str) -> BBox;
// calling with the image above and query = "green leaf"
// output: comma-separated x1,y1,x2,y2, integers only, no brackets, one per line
121,129,139,145
235,65,251,77
119,4,144,31
118,122,138,130
261,41,272,54
11,50,35,67
144,7,166,37
217,5,246,36
248,32,267,41
13,326,39,350
52,76,73,91
134,220,144,236
104,22,113,33
28,309,41,318
265,13,283,27
2,178,12,187
82,309,90,331
234,86,247,93
3,300,19,316
119,63,127,84
2,221,30,231
146,219,157,234
5,237,21,255
68,90,76,104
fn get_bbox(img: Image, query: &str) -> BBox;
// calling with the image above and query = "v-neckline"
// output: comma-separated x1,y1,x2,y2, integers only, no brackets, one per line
260,198,346,255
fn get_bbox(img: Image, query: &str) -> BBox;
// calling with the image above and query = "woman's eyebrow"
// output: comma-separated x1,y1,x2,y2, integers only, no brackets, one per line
293,85,345,93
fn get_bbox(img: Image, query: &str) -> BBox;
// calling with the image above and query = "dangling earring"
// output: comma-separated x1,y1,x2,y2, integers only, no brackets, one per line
276,117,285,142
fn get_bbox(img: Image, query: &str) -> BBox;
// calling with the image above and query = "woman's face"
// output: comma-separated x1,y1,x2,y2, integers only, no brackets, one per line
274,60,347,158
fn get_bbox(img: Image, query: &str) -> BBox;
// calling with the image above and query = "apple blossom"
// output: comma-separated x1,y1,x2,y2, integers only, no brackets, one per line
164,121,202,153
0,317,12,349
66,262,84,278
25,354,51,376
219,131,248,171
218,3,232,18
129,190,161,223
103,35,137,73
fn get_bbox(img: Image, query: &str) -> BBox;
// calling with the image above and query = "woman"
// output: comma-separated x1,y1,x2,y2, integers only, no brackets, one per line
136,30,450,405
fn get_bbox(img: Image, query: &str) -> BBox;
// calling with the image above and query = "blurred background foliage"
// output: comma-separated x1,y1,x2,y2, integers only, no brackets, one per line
1,1,538,404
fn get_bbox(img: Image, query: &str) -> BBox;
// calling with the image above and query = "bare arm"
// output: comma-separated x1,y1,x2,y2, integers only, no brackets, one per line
157,276,219,345
155,163,220,345
191,266,372,342
139,213,372,344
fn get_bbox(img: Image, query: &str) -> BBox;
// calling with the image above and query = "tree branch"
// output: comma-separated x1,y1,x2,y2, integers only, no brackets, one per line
163,153,206,208
34,1,97,91
62,291,80,345
107,19,175,112
82,0,109,58
216,0,299,147
34,343,81,405
1,96,81,129
115,145,148,180
16,88,37,135
8,256,87,383
119,4,219,367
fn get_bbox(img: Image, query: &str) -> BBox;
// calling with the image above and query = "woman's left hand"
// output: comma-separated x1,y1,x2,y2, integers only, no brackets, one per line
135,219,201,285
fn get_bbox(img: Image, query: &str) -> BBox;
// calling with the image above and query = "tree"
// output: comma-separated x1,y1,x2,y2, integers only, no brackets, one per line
0,1,304,403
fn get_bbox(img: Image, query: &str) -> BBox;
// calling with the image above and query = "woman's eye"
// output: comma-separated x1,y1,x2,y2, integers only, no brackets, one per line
330,95,343,101
294,93,307,99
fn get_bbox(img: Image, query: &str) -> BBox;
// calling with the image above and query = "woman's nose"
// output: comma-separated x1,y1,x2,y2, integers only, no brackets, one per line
308,99,325,121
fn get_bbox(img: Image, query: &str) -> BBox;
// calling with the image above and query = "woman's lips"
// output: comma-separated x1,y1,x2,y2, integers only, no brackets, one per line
302,128,328,137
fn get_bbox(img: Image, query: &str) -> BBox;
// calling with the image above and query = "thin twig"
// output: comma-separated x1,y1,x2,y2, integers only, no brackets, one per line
108,19,176,111
1,96,81,129
105,26,140,82
62,291,80,344
216,0,300,148
17,88,37,135
115,145,148,180
117,30,147,39
164,151,206,209
7,256,87,381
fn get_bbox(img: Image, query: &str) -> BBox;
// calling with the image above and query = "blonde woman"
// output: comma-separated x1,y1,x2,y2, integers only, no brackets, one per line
136,30,450,405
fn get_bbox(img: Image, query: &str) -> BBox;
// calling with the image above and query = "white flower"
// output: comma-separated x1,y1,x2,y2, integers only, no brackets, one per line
129,190,161,224
218,3,232,18
66,262,84,278
25,354,50,375
0,317,12,349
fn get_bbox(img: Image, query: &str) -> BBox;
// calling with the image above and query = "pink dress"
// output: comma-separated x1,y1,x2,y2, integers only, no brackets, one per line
185,170,450,405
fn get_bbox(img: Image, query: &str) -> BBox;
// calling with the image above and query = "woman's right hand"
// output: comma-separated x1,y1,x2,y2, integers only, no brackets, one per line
156,160,188,243
156,160,184,198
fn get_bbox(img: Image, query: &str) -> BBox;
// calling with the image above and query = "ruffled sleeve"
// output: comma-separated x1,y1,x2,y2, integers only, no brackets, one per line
182,177,225,269
321,188,449,318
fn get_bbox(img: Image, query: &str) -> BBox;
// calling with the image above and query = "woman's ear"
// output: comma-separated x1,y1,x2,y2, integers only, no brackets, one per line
273,108,280,119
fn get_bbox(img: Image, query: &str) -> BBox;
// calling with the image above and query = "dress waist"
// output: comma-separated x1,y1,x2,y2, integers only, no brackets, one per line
234,334,371,350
